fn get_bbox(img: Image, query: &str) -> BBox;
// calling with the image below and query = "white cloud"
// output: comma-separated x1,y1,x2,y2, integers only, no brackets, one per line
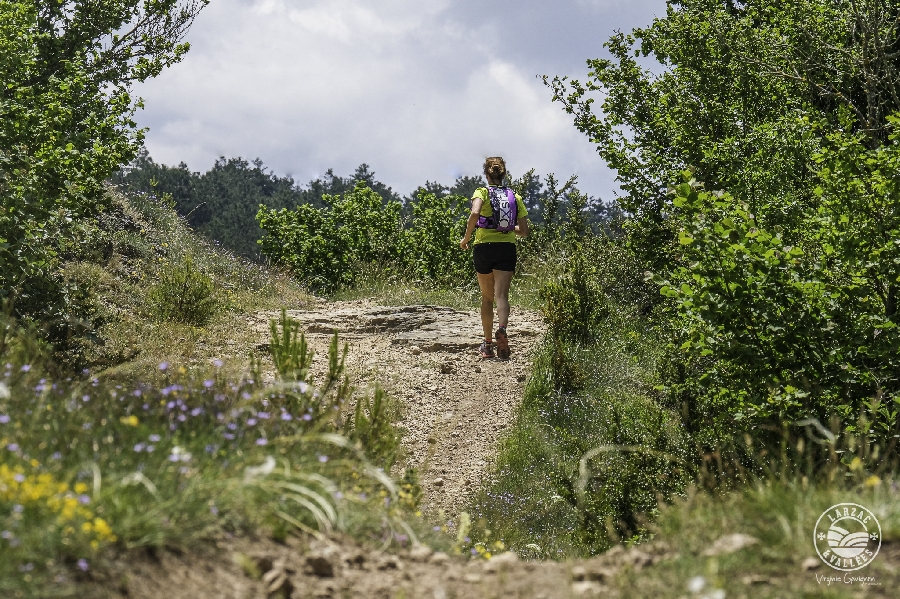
132,0,648,197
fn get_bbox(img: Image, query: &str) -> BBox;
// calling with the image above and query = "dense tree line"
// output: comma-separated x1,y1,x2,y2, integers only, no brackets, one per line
114,151,618,260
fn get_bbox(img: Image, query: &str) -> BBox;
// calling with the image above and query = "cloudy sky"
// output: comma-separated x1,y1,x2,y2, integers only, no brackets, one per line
133,0,666,199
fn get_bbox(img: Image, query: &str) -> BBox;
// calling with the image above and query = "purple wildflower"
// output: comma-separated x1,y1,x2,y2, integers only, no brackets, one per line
203,380,214,389
0,530,11,539
13,504,23,513
224,433,235,440
281,412,292,421
227,422,237,430
302,414,312,421
318,455,328,463
7,443,19,451
246,418,257,426
149,434,161,442
241,392,251,400
210,505,219,515
20,365,31,372
82,423,91,430
257,412,270,419
78,495,90,505
213,359,223,368
13,474,25,483
77,559,89,572
256,438,268,446
134,443,145,452
0,415,9,424
51,452,61,460
82,395,90,402
158,362,169,372
146,445,155,452
133,389,142,397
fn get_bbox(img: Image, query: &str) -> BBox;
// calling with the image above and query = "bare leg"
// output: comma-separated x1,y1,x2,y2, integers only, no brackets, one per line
492,270,514,328
477,272,495,341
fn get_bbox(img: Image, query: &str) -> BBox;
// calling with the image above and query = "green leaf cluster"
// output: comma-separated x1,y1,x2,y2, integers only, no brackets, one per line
256,183,473,293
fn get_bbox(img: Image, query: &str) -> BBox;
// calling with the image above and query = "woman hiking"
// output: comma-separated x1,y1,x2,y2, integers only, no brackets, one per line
459,157,529,359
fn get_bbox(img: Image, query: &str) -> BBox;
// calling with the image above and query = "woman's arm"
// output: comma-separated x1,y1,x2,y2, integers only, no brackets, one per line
459,196,484,249
515,216,529,237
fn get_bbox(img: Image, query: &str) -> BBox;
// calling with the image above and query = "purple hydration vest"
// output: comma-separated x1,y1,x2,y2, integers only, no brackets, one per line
476,186,518,233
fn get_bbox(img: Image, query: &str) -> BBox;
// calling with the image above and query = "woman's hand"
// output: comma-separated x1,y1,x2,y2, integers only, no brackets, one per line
459,237,470,250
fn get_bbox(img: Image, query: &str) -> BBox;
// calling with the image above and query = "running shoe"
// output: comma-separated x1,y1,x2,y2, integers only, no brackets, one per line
495,327,510,360
479,340,495,359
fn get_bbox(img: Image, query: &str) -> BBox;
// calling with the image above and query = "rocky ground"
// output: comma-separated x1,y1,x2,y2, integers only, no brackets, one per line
250,300,544,517
89,532,677,599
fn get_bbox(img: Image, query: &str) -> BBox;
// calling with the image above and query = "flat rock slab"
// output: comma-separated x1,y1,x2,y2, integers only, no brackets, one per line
282,304,541,352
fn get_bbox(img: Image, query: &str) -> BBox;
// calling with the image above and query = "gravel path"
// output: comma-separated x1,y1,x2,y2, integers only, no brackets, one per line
250,300,544,517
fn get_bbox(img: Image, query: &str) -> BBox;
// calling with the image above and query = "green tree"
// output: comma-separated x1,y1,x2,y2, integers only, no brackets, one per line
1,0,206,337
546,1,900,445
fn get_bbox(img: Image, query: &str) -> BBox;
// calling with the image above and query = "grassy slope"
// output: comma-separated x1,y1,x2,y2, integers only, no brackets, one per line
0,189,435,598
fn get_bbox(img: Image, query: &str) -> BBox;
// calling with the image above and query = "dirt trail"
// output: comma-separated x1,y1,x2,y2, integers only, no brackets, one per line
249,299,545,517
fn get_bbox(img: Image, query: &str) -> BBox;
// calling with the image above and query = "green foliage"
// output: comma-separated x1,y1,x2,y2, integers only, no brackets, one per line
269,309,314,381
403,190,472,285
115,155,403,260
257,182,404,293
147,256,218,326
654,118,900,439
257,182,476,293
350,387,401,470
0,312,413,596
0,0,206,346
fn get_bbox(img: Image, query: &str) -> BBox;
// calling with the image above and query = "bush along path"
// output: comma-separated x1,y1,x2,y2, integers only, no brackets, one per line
249,300,544,518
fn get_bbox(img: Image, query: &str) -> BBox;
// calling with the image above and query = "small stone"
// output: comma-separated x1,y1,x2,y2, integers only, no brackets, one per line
463,573,482,583
262,568,292,598
411,346,421,355
428,437,437,444
440,362,453,374
571,581,603,597
429,552,450,565
409,543,433,562
741,574,771,585
801,557,821,571
474,366,482,373
432,477,444,487
702,533,760,557
483,551,518,573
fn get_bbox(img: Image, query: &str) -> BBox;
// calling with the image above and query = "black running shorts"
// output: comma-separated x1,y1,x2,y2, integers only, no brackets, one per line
473,242,517,274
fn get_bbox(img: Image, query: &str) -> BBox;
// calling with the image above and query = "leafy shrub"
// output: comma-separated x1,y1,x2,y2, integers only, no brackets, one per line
257,182,404,293
654,153,900,444
258,182,475,293
147,256,218,326
403,191,472,286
